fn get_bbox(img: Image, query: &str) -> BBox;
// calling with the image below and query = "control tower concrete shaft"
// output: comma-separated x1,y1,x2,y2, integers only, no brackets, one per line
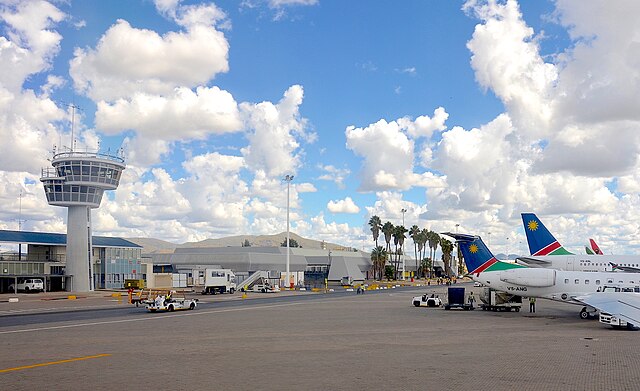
41,151,125,292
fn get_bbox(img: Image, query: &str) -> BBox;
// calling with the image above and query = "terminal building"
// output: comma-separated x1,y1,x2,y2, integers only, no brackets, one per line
0,229,142,293
147,246,373,289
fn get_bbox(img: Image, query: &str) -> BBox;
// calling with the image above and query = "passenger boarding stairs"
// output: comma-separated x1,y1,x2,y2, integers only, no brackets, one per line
239,271,270,291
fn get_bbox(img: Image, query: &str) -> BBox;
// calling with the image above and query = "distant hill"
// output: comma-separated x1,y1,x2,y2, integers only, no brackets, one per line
126,232,354,254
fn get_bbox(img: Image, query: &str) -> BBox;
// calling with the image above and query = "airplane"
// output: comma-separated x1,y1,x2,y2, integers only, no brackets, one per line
589,238,603,255
519,213,640,272
444,232,640,325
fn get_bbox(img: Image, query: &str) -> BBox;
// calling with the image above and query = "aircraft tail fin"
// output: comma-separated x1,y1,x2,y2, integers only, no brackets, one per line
585,246,594,255
589,239,603,255
442,233,523,275
521,213,573,256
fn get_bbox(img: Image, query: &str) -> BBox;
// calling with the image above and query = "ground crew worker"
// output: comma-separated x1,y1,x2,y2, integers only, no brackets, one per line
468,291,475,308
529,296,536,313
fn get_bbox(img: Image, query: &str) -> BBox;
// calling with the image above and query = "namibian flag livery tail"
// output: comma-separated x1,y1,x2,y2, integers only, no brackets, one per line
521,213,573,256
443,233,523,275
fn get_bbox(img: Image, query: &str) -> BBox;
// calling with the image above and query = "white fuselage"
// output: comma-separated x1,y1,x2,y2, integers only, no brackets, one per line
517,254,640,272
473,268,640,305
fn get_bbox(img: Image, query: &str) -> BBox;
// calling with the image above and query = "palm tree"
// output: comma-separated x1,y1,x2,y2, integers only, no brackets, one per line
409,225,420,279
416,231,426,277
419,258,431,278
370,246,387,280
428,231,440,278
392,225,408,280
382,221,394,254
419,228,429,276
369,216,382,247
440,237,454,277
369,216,382,279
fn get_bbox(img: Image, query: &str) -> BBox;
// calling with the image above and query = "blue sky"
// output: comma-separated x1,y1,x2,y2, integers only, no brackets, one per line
2,0,640,255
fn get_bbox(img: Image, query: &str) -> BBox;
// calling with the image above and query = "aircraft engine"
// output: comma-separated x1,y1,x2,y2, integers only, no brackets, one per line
499,268,556,287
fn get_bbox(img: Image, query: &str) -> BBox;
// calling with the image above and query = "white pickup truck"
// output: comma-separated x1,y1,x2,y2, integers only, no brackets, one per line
9,278,44,293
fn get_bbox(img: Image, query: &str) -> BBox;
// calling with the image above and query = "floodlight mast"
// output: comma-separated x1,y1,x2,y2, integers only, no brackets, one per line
284,175,294,289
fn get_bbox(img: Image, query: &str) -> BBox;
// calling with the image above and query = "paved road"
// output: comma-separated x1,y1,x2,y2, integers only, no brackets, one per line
1,283,638,390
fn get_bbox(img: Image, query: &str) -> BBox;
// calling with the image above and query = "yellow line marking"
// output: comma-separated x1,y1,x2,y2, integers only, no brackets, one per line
0,354,111,373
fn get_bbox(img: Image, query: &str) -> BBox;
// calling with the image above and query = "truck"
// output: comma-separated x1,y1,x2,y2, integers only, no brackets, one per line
479,287,522,312
201,268,236,295
444,287,473,310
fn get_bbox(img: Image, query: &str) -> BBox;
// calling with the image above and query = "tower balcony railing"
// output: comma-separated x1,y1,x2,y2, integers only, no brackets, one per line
52,149,125,164
41,167,62,179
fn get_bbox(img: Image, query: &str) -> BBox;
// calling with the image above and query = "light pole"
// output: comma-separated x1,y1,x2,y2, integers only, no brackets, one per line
283,174,294,289
453,224,460,277
506,237,510,260
488,232,491,247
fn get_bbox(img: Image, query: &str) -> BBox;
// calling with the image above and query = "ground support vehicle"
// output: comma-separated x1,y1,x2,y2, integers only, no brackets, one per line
144,290,198,312
444,287,473,310
252,283,280,293
598,312,631,329
200,268,236,295
412,294,443,307
9,278,44,293
479,287,522,312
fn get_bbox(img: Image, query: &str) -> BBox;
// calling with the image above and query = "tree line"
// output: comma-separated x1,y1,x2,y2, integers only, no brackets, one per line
368,215,464,280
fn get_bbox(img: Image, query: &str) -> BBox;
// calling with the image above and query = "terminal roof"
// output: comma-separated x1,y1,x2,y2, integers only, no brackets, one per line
0,230,141,248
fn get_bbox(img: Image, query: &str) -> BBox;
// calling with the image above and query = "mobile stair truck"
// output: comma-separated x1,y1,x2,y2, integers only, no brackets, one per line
479,287,522,312
201,269,237,295
444,287,474,310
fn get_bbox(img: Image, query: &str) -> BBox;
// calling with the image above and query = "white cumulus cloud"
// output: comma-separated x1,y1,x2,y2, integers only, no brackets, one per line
327,197,360,214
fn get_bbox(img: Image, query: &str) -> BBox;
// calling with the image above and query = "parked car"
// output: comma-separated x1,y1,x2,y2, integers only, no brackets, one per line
9,278,44,292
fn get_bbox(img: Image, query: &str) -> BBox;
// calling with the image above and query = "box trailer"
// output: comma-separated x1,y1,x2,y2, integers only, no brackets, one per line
201,269,236,295
479,287,522,312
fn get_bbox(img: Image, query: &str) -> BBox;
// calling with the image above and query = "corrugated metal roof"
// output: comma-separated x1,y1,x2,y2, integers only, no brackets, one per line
0,230,141,248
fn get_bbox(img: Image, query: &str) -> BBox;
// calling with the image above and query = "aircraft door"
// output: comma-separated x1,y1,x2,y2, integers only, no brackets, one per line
566,256,575,271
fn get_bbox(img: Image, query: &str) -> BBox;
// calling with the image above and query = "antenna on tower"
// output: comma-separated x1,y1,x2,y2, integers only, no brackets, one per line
58,101,83,152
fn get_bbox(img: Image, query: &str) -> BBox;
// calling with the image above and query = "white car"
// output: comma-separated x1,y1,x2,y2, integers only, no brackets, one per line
9,278,44,293
412,294,443,307
474,281,484,287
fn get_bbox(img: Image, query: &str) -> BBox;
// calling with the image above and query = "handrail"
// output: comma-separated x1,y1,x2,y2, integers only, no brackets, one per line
52,150,125,163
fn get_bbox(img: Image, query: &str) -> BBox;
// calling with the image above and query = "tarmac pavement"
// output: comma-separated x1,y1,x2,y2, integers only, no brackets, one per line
0,282,638,390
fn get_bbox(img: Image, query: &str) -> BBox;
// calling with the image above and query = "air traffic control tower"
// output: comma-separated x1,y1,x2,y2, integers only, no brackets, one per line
41,150,125,292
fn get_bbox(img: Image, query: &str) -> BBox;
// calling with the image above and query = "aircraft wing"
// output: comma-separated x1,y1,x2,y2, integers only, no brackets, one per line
610,262,640,273
515,256,552,267
574,293,640,325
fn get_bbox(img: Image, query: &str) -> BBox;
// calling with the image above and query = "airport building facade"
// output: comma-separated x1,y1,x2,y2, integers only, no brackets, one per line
0,230,142,292
147,246,374,288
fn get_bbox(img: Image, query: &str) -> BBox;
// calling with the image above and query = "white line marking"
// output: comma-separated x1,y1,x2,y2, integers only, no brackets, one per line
0,301,316,335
